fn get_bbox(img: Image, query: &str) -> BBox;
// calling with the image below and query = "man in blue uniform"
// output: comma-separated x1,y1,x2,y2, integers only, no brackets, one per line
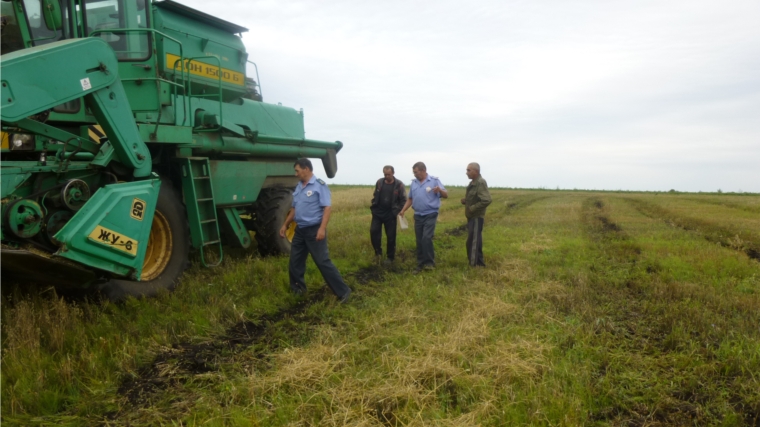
279,158,351,303
399,161,448,273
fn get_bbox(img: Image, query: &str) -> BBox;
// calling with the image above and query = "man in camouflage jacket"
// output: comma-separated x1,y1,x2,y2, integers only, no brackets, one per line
460,162,492,266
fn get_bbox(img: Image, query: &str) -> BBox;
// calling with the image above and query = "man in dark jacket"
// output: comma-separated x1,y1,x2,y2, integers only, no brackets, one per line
460,162,492,266
370,165,407,264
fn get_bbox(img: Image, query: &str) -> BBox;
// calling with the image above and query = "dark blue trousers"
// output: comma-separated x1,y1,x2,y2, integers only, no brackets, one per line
414,212,438,268
288,224,351,299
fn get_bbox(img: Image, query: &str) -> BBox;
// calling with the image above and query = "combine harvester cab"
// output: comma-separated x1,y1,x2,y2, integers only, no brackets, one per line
1,0,343,300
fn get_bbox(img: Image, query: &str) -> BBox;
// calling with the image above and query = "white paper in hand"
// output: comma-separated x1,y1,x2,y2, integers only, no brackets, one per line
398,215,409,230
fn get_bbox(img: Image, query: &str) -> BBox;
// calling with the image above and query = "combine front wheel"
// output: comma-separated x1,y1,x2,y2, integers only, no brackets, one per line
99,182,190,301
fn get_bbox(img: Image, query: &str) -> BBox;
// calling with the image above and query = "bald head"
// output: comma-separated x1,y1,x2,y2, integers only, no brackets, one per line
466,163,481,180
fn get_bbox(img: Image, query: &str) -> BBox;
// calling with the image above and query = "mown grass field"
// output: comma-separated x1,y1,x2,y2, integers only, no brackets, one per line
2,187,760,426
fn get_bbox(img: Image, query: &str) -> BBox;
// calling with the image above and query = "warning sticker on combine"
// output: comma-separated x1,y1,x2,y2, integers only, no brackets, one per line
166,53,245,86
88,225,138,257
87,125,105,143
81,77,92,91
131,198,146,221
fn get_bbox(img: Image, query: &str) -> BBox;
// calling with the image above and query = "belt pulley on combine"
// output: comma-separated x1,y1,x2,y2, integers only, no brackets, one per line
3,178,90,241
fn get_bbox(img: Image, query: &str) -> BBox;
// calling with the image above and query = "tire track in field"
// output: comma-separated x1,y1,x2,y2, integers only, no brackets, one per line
497,193,554,217
113,254,409,415
577,198,709,425
576,198,760,426
114,287,332,412
623,197,760,262
682,197,760,215
115,290,340,411
443,193,554,236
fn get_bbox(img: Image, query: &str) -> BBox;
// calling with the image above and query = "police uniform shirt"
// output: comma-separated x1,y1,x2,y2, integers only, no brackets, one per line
292,175,331,227
409,175,446,216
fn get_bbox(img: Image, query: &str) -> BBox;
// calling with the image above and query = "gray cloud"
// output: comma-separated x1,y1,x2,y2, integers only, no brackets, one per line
180,0,760,192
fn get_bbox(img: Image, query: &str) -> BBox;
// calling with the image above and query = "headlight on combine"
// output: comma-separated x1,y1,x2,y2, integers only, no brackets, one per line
10,134,35,151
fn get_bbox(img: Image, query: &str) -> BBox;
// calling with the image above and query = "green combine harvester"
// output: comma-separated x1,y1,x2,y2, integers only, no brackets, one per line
0,0,343,300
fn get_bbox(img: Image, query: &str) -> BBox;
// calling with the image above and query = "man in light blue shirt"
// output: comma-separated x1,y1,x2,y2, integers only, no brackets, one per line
279,158,351,303
399,161,448,272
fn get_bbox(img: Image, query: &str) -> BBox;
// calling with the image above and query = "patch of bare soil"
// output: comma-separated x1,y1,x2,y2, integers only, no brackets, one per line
116,249,415,412
730,396,760,427
351,264,386,284
596,215,622,232
349,249,416,285
584,198,625,237
445,224,467,237
116,287,330,409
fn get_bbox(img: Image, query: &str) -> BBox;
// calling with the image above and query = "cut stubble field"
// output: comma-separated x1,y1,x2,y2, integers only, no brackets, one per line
2,187,760,426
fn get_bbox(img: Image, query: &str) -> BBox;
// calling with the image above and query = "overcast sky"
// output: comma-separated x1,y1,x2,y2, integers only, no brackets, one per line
180,0,759,192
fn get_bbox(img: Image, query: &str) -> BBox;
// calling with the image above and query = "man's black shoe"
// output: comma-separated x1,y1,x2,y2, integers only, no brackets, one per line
339,290,351,304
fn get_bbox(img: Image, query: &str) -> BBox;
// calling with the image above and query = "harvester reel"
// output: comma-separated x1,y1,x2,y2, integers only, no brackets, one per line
61,179,91,211
5,199,44,238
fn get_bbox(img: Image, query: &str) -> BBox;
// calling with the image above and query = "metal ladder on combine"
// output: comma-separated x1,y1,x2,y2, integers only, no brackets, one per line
180,158,223,267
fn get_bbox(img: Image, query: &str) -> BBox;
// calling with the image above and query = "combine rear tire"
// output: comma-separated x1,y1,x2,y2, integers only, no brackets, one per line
98,182,190,301
254,187,294,256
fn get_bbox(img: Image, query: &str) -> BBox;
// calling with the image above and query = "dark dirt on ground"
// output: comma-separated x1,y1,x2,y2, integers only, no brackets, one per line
446,224,468,237
116,250,416,412
116,287,331,410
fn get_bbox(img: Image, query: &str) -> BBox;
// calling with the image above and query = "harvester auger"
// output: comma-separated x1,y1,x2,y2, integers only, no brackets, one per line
0,0,343,300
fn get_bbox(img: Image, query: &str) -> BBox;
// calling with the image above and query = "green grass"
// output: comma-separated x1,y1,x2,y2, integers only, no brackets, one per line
2,188,760,426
